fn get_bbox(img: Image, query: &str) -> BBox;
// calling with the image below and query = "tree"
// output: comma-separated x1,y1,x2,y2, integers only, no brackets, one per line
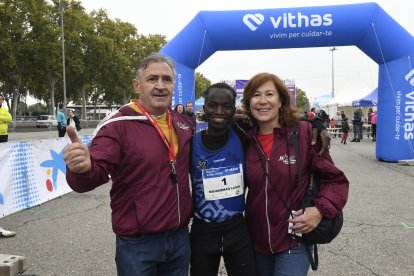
194,72,211,99
295,87,310,114
0,0,38,120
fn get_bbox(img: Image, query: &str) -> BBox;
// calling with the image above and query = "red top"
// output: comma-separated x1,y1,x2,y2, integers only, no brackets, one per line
308,112,315,119
257,132,273,157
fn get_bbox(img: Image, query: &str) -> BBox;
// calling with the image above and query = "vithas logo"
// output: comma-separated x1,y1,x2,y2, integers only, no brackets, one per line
405,69,414,86
243,14,265,31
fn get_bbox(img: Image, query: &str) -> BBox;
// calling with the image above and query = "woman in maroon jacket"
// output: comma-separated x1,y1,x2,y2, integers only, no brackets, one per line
242,73,349,276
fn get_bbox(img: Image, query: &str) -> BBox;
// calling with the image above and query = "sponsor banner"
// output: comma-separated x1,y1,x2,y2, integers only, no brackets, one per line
376,56,414,161
285,79,296,107
0,135,91,217
161,3,414,161
235,80,248,97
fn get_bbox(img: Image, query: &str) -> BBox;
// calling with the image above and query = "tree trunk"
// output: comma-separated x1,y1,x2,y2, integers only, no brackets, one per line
79,85,87,120
121,89,127,105
49,76,56,115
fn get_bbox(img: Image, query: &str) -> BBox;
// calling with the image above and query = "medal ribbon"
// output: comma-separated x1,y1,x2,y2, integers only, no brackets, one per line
135,102,175,162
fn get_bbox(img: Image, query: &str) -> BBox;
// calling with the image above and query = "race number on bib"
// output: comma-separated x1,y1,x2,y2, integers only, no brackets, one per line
202,164,244,200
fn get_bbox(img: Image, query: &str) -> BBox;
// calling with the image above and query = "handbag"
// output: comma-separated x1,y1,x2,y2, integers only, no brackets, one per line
300,174,344,245
290,123,344,270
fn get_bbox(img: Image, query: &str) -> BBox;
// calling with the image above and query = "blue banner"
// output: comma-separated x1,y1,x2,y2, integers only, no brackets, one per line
161,3,414,161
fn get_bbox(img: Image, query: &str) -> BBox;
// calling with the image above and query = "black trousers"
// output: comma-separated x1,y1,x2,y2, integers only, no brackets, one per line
57,125,66,137
190,215,257,276
372,124,377,139
0,135,8,143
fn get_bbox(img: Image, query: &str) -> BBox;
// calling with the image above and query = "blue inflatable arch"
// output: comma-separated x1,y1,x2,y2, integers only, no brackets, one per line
161,3,414,162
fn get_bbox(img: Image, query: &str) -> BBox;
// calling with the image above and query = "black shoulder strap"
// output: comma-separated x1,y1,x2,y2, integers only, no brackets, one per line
289,121,319,271
289,122,302,199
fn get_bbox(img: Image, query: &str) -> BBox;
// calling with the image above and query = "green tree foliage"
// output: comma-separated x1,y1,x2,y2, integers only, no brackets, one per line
0,0,186,120
194,72,211,99
295,87,310,114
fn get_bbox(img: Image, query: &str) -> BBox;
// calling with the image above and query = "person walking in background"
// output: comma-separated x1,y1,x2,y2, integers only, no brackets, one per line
67,109,81,132
56,103,67,137
174,103,185,115
367,107,373,138
308,107,316,119
371,110,377,141
0,95,12,143
341,117,350,144
190,83,256,276
63,53,193,276
329,118,335,129
185,101,197,126
351,109,362,142
334,111,343,138
241,72,349,276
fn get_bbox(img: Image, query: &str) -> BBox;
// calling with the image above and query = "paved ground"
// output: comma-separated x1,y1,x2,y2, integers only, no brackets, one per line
1,132,414,275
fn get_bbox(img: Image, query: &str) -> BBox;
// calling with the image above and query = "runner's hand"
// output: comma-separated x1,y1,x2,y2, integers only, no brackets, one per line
64,126,91,173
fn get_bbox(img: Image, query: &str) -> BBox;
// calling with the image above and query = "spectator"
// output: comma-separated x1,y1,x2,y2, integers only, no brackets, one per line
371,110,377,142
318,109,329,127
308,107,316,119
351,109,362,142
334,111,343,138
302,111,308,119
0,95,12,143
174,103,185,115
330,118,335,129
67,109,81,132
56,103,67,137
185,101,196,126
63,53,193,275
367,107,373,138
341,117,350,144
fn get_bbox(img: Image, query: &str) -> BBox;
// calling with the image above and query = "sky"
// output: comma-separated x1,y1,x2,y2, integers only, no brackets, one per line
78,0,414,103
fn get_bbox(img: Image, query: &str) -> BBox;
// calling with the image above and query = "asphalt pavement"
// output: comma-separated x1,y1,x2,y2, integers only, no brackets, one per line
1,132,414,276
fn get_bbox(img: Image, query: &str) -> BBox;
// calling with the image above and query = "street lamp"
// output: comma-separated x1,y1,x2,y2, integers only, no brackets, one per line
329,47,338,99
57,0,67,111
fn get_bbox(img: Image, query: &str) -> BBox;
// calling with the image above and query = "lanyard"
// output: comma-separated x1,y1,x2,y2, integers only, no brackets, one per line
135,102,177,183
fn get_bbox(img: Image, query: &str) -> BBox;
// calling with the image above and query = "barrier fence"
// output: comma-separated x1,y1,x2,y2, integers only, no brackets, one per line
0,135,92,217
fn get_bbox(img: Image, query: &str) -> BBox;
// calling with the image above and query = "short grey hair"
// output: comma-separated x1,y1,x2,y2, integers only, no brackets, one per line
135,53,176,80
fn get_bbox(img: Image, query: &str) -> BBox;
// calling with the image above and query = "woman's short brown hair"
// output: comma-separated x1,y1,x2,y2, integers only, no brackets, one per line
242,72,300,127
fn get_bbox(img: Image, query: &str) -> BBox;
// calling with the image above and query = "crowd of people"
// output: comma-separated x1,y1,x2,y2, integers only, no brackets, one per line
61,53,349,276
303,107,377,144
56,103,82,138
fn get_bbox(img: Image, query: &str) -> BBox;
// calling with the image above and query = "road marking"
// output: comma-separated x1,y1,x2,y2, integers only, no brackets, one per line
400,222,414,229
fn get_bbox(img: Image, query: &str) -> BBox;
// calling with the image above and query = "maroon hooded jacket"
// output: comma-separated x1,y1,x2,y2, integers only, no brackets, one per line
245,121,349,255
66,104,193,236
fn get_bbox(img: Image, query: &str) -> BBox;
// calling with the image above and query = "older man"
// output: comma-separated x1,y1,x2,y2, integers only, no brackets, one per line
63,53,193,276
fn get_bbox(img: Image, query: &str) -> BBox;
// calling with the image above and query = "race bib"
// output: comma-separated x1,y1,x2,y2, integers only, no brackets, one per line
202,164,244,200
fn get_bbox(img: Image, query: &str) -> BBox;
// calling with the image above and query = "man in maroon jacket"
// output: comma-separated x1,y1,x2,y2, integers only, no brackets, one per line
63,53,193,276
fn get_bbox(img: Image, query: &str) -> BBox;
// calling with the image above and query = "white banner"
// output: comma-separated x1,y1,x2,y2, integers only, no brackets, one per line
0,135,92,217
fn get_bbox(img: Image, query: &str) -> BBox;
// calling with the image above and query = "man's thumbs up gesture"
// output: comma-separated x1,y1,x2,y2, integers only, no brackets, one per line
64,126,91,173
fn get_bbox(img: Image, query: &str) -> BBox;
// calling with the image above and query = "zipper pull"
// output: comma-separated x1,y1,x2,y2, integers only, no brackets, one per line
170,161,178,184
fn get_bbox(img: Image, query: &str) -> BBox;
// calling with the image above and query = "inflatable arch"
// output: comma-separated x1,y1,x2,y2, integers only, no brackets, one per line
160,3,414,162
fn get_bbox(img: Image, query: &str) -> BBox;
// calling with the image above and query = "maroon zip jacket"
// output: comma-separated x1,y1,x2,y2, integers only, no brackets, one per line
245,121,349,255
66,104,193,236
